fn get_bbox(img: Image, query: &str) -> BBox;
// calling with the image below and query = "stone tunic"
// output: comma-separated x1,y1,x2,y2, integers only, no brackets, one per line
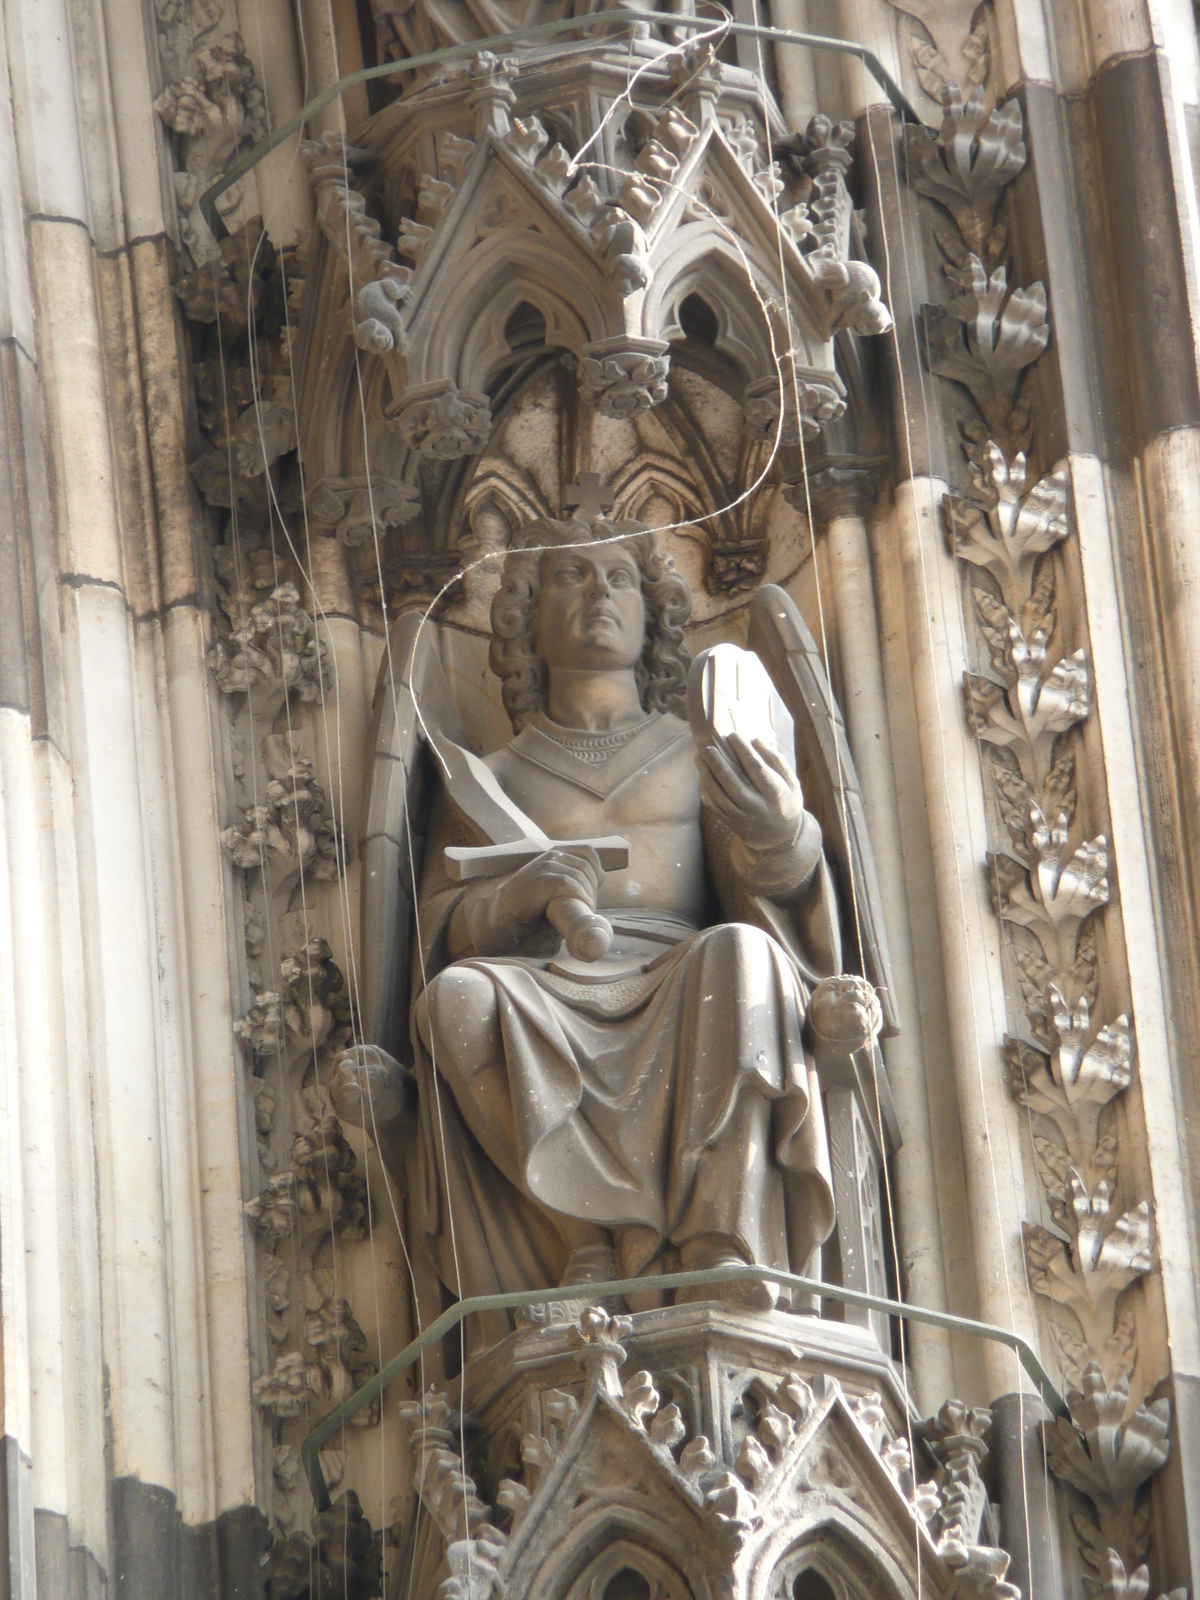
412,710,840,1313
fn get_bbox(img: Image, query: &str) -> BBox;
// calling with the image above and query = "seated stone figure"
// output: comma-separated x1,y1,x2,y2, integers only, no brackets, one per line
335,518,853,1340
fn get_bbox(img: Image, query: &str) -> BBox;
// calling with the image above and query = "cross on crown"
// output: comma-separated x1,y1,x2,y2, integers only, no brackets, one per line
564,472,615,522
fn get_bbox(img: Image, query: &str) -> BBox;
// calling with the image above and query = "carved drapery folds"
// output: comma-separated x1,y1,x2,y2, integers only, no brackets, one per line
907,80,1172,1600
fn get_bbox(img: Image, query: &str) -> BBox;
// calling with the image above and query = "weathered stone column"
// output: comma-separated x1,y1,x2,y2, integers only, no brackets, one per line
804,459,956,1413
0,0,272,1588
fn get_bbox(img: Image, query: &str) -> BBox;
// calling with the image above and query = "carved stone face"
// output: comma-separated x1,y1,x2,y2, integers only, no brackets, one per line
534,545,646,674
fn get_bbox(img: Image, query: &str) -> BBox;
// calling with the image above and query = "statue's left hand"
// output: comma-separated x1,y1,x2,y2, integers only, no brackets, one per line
329,1044,409,1130
698,730,805,850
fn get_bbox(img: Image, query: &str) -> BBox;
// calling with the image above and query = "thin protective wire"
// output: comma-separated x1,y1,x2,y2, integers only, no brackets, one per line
744,22,931,1599
851,17,1047,1592
223,15,1050,1590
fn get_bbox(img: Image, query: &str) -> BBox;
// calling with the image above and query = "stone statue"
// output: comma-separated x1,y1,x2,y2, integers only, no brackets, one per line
334,516,893,1350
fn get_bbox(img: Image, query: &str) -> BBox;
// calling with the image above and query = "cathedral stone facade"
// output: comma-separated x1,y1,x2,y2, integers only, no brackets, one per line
0,0,1199,1598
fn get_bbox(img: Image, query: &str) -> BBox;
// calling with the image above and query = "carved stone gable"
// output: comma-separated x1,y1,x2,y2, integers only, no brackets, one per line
389,1307,1019,1600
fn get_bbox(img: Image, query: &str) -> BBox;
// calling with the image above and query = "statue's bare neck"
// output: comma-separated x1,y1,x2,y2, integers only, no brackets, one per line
543,666,645,732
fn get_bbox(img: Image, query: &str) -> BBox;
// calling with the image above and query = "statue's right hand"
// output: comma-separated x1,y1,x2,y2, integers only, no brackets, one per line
329,1044,408,1130
487,844,604,936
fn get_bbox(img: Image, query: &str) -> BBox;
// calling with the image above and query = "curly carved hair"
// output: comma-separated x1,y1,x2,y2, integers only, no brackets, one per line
489,518,693,732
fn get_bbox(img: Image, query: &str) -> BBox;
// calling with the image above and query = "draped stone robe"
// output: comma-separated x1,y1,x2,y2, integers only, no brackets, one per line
411,709,841,1321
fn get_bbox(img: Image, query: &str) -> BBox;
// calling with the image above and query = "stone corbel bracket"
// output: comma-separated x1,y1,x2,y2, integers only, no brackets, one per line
743,366,848,446
306,474,422,546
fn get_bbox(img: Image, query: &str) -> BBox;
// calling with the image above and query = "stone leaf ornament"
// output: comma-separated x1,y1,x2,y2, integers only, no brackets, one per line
906,81,1174,1568
906,90,1045,457
1044,1365,1175,1600
205,530,382,1544
577,342,671,418
937,434,1169,1590
154,27,267,263
261,1489,386,1598
888,0,992,103
941,446,1153,1386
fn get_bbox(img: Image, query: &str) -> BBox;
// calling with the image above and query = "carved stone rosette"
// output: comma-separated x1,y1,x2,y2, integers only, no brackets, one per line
391,380,494,460
743,368,847,445
578,338,672,420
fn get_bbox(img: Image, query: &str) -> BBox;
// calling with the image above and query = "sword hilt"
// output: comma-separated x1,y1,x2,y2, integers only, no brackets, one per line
444,836,630,962
546,897,613,962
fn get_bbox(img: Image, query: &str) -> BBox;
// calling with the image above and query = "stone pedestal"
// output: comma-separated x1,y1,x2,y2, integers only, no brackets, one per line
392,1307,1020,1600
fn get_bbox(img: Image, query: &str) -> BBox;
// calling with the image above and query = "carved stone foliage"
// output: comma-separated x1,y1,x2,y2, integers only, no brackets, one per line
941,444,1172,1598
392,1308,1019,1600
175,219,303,531
262,1488,389,1599
909,14,991,110
743,367,847,447
308,475,421,546
884,0,992,108
905,65,1174,1594
905,91,1046,459
1044,1366,1175,1600
153,1,267,263
392,380,493,459
577,339,672,420
206,532,381,1546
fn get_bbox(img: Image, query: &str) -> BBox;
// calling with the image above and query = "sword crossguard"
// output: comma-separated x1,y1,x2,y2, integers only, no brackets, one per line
443,836,631,881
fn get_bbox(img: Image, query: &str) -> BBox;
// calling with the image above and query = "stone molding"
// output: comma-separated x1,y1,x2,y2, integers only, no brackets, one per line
906,79,1174,1600
783,457,887,528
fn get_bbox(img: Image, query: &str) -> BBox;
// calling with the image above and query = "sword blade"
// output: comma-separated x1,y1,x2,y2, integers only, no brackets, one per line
432,735,551,848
